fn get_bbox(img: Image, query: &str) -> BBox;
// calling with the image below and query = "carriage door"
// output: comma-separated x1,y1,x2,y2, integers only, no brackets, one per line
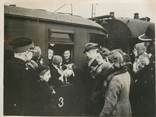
48,29,75,114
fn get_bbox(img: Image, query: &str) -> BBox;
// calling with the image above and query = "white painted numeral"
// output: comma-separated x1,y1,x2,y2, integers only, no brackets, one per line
58,97,64,108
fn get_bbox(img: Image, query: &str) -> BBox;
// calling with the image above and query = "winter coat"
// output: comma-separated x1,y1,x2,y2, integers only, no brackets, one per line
4,57,39,115
34,80,57,115
133,61,155,116
86,59,113,115
49,64,63,88
100,68,132,117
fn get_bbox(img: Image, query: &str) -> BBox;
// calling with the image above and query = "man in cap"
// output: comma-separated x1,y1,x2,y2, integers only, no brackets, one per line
133,23,155,116
84,43,104,67
84,43,113,114
84,44,132,116
4,37,39,115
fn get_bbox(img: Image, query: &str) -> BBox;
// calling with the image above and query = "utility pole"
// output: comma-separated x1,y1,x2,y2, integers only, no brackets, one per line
91,4,94,18
94,4,96,17
70,4,73,15
91,3,97,18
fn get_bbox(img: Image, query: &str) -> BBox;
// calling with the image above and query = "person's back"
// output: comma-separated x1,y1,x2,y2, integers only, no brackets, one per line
5,57,26,114
33,66,57,115
134,61,155,116
4,57,39,115
100,68,131,116
112,71,131,115
4,37,39,115
100,49,132,117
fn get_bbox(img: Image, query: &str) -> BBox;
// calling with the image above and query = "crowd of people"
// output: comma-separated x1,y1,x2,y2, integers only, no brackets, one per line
83,23,155,117
4,38,75,115
4,23,155,116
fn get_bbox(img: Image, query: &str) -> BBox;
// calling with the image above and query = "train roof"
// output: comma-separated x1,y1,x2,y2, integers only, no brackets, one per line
117,17,151,38
4,5,105,31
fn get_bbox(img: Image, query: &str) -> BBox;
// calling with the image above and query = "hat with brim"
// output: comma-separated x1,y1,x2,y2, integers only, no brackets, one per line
83,43,98,53
138,23,155,42
138,33,152,42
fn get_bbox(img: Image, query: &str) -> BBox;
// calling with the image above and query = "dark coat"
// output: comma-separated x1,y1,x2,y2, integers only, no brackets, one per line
4,57,57,115
133,60,155,116
86,58,114,115
34,80,57,115
49,64,63,88
4,57,39,115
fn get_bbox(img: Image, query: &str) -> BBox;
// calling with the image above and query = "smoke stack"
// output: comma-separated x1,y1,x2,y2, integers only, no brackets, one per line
134,13,139,19
146,17,150,22
110,12,115,17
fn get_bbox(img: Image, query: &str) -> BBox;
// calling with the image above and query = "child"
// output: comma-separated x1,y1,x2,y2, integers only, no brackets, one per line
37,66,57,115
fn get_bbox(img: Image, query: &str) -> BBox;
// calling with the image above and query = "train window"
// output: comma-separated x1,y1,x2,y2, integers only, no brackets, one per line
52,33,69,39
89,33,107,47
48,29,74,60
49,32,73,45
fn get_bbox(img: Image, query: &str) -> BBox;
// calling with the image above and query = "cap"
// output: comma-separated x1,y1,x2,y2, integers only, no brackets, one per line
83,43,98,53
138,23,155,42
11,37,34,53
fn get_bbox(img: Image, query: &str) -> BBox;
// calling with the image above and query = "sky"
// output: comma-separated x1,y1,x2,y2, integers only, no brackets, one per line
3,0,156,21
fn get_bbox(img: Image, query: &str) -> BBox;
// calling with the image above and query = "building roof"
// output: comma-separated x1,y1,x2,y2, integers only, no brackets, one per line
4,5,104,30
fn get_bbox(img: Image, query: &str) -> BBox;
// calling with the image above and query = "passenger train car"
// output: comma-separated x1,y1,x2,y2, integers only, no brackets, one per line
4,5,107,68
4,5,107,115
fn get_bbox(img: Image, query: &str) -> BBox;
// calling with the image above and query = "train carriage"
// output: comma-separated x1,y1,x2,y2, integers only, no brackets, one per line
4,5,107,115
4,5,107,68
